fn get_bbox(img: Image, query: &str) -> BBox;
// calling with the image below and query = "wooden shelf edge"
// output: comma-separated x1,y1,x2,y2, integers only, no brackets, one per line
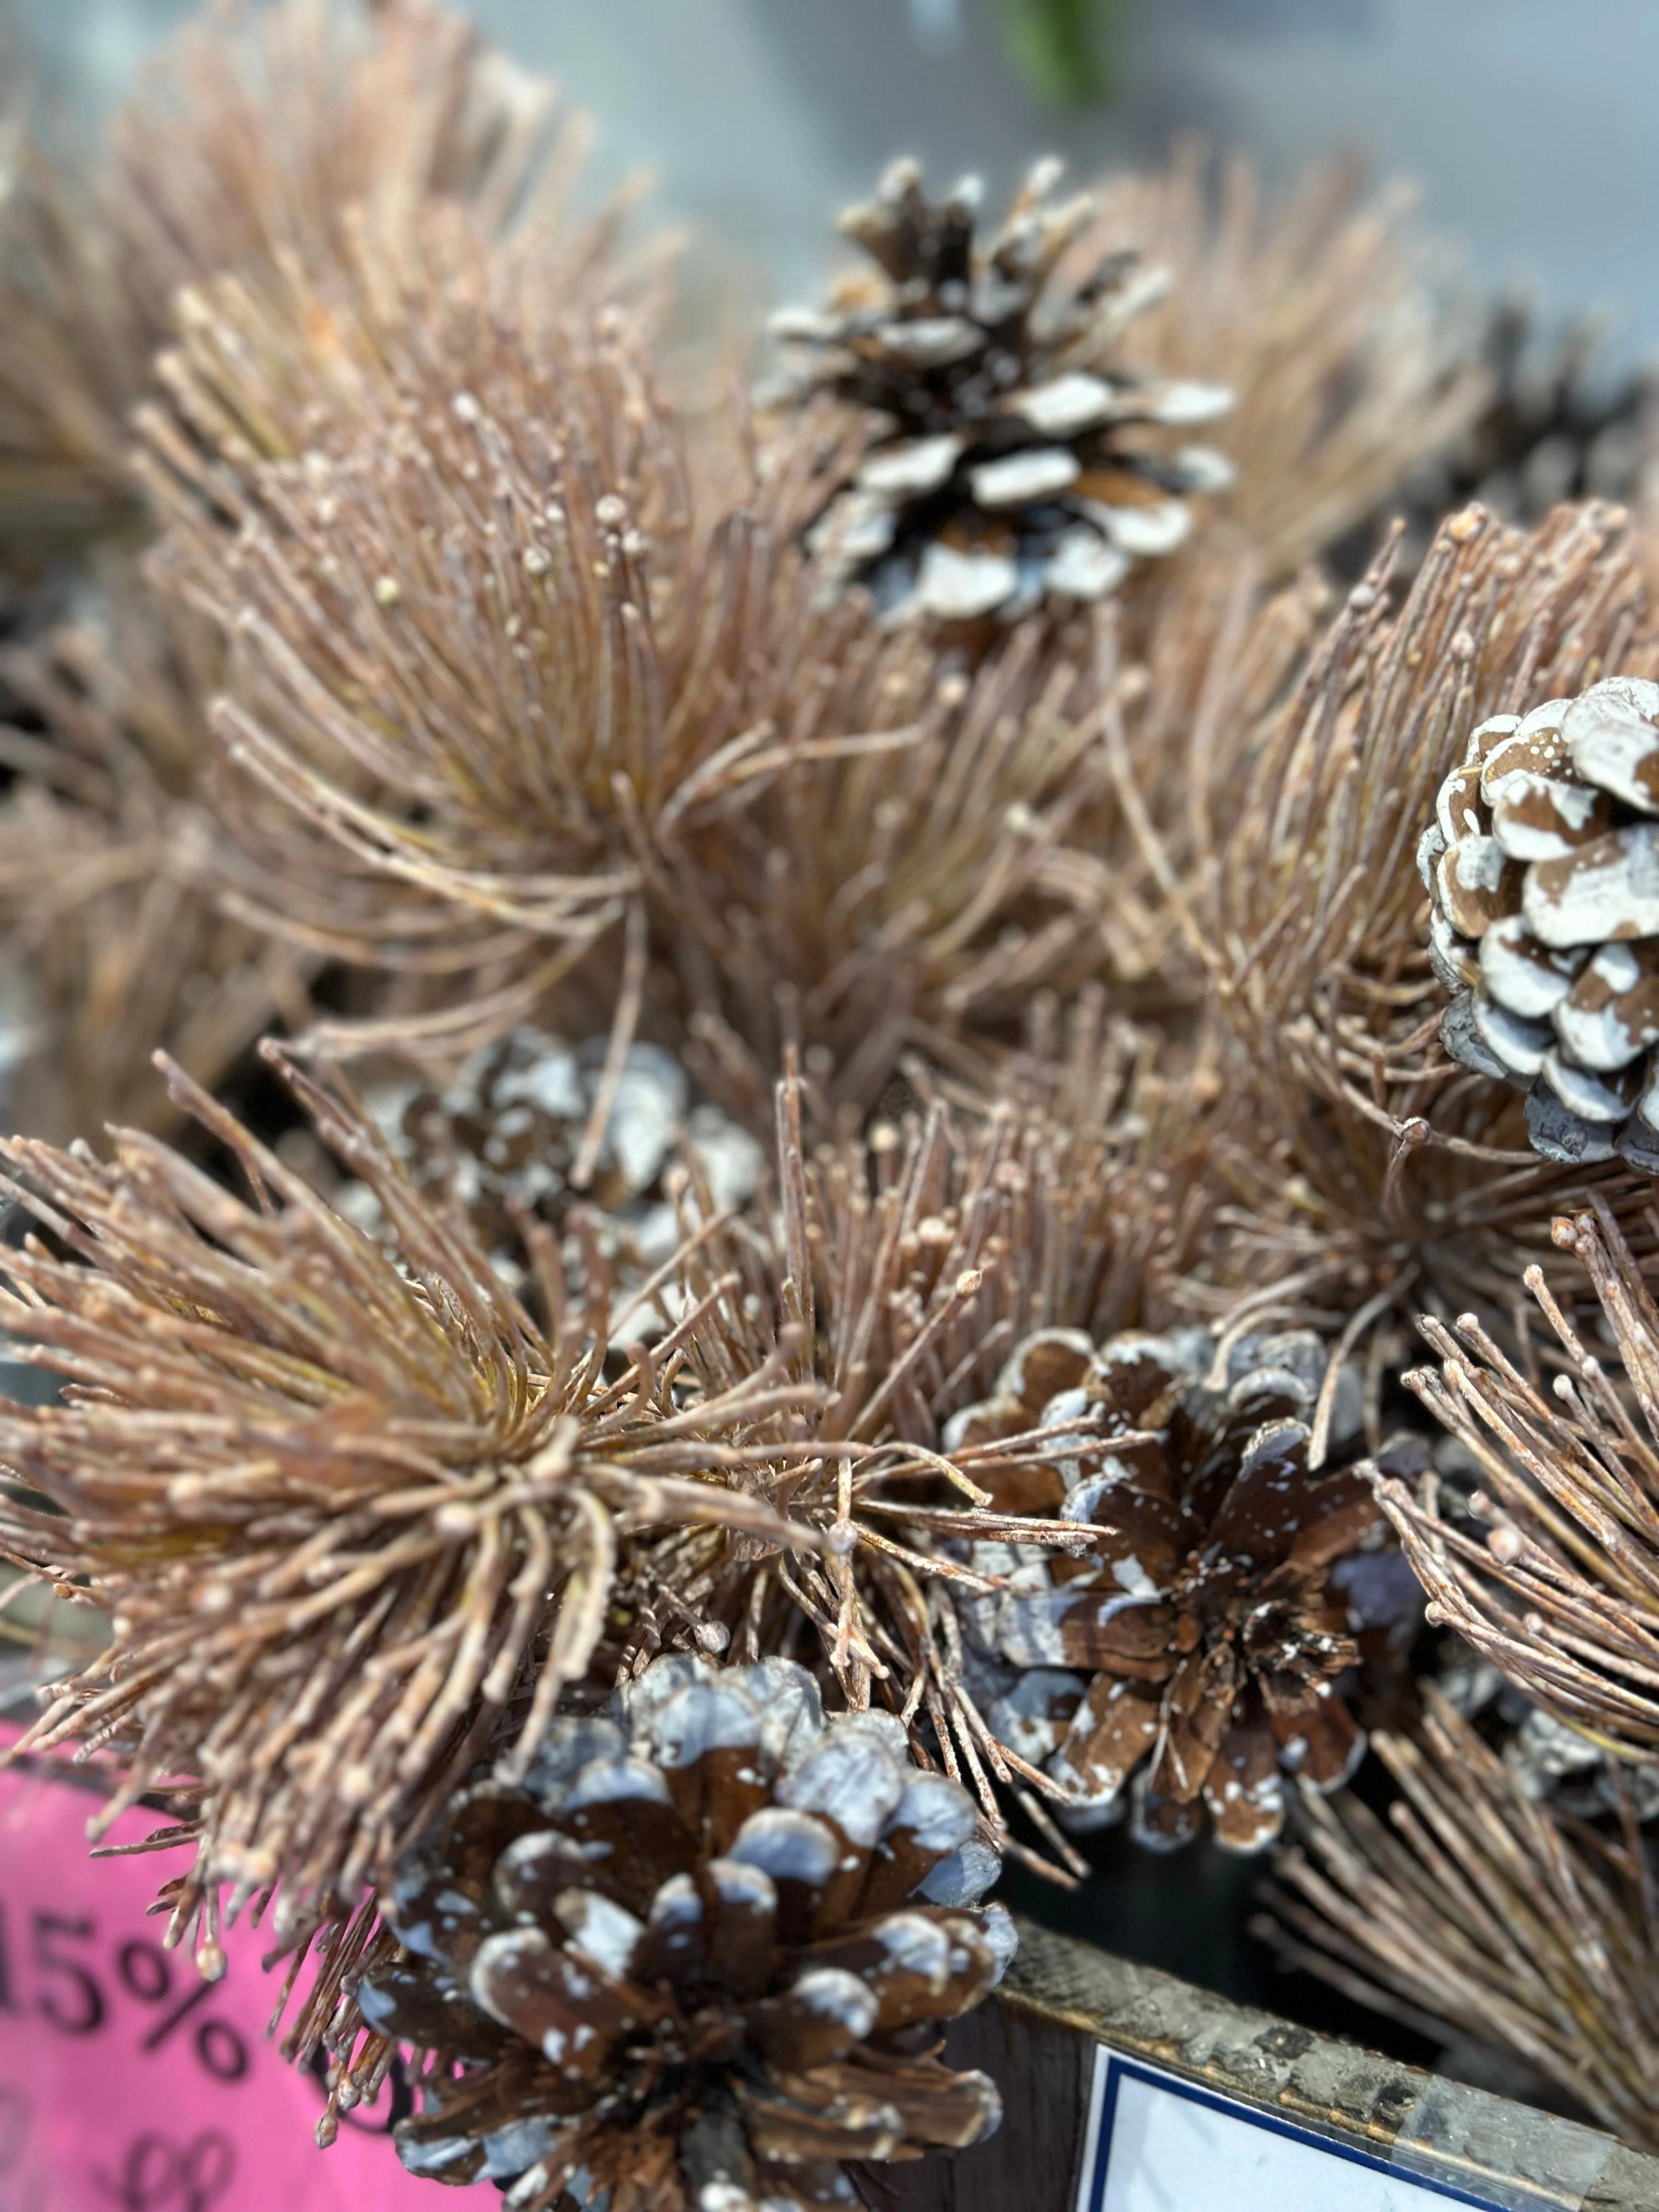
879,1916,1659,2210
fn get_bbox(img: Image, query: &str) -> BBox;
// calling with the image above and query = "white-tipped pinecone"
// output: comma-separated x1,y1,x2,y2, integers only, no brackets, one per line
1421,678,1659,1167
946,1327,1425,1853
772,156,1233,626
344,1028,762,1274
362,1656,1012,2211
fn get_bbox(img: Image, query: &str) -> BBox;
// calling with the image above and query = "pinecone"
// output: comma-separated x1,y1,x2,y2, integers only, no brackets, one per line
1421,678,1659,1168
343,1028,763,1279
360,1656,1012,2210
1455,300,1657,522
945,1327,1426,1852
772,156,1233,625
1337,297,1658,582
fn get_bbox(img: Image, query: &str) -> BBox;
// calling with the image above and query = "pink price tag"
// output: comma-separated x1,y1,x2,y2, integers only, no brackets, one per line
0,1733,492,2211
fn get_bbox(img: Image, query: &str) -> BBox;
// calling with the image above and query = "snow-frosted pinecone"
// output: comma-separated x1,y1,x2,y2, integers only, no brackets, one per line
362,1656,1012,2210
1462,301,1656,519
773,156,1233,625
1345,299,1658,582
347,1028,763,1278
1421,679,1659,1168
947,1328,1426,1852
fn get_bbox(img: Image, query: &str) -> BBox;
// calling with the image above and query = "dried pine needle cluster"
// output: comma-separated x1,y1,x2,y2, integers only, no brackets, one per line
0,113,143,555
1076,149,1489,583
12,0,1659,2192
0,574,299,1142
0,0,581,555
0,0,624,1132
1259,1688,1659,2150
1377,1199,1659,1759
0,1050,817,1953
624,1044,1201,1784
138,216,1269,1096
1192,500,1658,1317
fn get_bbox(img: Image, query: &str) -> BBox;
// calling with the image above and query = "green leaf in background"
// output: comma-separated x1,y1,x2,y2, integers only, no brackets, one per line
997,0,1123,105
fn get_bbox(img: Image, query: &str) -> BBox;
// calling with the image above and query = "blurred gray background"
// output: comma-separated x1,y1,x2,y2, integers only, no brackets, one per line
18,0,1659,357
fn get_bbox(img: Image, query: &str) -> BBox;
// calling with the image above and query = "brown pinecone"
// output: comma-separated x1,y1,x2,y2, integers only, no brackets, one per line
1421,678,1659,1168
345,1028,762,1277
1333,296,1659,584
772,156,1233,625
362,1656,1011,2210
946,1328,1426,1852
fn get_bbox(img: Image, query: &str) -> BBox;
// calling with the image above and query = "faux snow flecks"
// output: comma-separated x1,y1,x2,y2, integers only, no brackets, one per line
773,156,1232,624
948,1327,1425,1852
1424,677,1659,1168
359,1656,1011,2211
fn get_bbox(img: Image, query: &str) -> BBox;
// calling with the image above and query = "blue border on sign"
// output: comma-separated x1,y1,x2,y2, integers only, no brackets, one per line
1082,2052,1511,2212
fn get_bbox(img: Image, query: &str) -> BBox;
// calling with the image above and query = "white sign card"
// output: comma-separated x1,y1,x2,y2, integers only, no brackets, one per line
1074,2049,1517,2212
